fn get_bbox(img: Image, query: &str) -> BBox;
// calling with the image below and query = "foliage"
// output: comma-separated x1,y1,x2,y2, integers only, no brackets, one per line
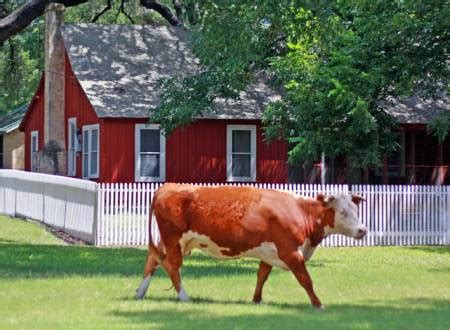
155,0,449,167
0,18,44,112
1,215,450,329
427,113,449,143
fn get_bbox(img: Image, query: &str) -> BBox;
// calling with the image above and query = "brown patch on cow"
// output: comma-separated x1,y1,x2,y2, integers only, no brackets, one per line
200,243,208,248
294,196,336,247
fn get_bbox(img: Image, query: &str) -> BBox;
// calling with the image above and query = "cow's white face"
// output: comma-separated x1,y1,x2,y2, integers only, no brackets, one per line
324,195,367,239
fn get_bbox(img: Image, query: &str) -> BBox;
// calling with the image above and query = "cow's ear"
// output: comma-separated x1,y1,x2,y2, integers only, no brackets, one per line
317,194,334,204
352,194,366,205
324,195,335,203
316,194,326,203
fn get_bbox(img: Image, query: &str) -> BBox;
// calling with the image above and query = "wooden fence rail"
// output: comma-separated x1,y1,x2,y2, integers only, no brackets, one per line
96,183,450,247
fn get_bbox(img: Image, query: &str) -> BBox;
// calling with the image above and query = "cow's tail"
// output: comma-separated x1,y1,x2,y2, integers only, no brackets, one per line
148,198,165,264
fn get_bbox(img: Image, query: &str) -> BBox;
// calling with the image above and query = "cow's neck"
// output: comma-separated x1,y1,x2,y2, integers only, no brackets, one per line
303,203,335,247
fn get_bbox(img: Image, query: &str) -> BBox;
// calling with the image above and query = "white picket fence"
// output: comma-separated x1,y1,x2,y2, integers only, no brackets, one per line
0,170,448,247
96,182,450,247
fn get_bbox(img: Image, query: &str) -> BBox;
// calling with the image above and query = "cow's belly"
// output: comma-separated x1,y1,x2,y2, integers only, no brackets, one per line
179,231,289,270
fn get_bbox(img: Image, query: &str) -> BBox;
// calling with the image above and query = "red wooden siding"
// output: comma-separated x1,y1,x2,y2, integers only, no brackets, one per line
167,120,288,183
99,118,147,182
100,118,288,183
64,54,100,178
22,77,45,171
167,120,227,182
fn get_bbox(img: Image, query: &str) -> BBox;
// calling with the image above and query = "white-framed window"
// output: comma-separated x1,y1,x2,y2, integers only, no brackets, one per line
68,117,77,176
135,124,166,182
227,125,257,182
82,124,99,179
31,131,39,172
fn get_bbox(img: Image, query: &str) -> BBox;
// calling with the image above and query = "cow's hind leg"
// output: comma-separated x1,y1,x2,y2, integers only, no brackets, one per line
162,237,189,301
253,261,272,304
135,242,163,299
280,251,323,308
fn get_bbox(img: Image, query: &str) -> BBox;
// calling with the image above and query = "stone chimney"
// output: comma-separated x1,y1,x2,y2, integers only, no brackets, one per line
40,3,66,175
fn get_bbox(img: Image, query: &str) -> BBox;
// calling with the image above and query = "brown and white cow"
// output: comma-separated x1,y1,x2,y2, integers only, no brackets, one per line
136,183,366,308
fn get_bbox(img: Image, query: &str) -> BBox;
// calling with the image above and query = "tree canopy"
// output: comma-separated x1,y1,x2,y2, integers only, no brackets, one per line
153,0,449,167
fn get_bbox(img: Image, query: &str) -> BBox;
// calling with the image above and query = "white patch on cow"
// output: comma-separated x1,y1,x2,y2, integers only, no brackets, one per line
297,239,316,262
179,231,289,269
178,287,189,301
326,195,367,239
179,231,231,258
241,242,289,270
135,275,151,299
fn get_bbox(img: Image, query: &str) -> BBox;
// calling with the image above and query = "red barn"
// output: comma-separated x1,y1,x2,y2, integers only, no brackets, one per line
19,6,449,185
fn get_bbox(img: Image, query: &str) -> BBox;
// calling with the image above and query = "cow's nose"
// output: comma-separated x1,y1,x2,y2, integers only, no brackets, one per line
357,227,367,238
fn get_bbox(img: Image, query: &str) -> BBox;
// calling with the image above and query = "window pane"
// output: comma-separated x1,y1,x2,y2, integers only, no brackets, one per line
140,154,160,177
32,136,37,152
83,155,88,177
141,129,160,153
90,151,98,175
232,130,251,153
68,152,73,173
91,129,98,152
83,130,89,152
69,123,75,149
232,154,251,177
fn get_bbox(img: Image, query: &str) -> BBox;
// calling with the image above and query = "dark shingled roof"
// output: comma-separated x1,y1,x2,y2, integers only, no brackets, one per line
0,104,28,134
61,24,280,119
381,94,449,124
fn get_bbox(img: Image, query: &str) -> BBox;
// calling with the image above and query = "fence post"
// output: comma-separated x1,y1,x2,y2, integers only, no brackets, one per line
446,185,450,245
94,183,101,246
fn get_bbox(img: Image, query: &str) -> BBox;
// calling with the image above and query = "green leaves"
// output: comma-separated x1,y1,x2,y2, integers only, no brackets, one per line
427,113,450,143
0,18,44,112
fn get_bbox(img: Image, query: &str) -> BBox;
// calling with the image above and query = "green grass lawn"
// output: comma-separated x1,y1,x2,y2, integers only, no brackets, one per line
0,215,449,330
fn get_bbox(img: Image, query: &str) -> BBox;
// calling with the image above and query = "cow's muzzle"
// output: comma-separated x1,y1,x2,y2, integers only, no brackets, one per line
355,227,367,240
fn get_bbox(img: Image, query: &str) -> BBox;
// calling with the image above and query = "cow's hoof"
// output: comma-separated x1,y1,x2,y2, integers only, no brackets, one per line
313,304,325,310
135,276,151,299
253,298,262,304
178,287,189,302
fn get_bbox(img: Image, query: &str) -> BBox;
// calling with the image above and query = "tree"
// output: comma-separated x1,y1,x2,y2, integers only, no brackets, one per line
153,0,449,167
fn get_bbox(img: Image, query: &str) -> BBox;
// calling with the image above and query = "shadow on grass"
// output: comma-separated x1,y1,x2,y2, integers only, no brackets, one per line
121,294,304,311
407,246,450,255
111,297,450,329
0,243,325,279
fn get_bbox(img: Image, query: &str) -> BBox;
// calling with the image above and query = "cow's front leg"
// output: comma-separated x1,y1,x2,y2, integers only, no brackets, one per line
253,261,272,304
280,251,323,308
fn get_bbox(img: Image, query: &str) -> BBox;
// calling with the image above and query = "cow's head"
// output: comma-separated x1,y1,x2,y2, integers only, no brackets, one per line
317,194,367,239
